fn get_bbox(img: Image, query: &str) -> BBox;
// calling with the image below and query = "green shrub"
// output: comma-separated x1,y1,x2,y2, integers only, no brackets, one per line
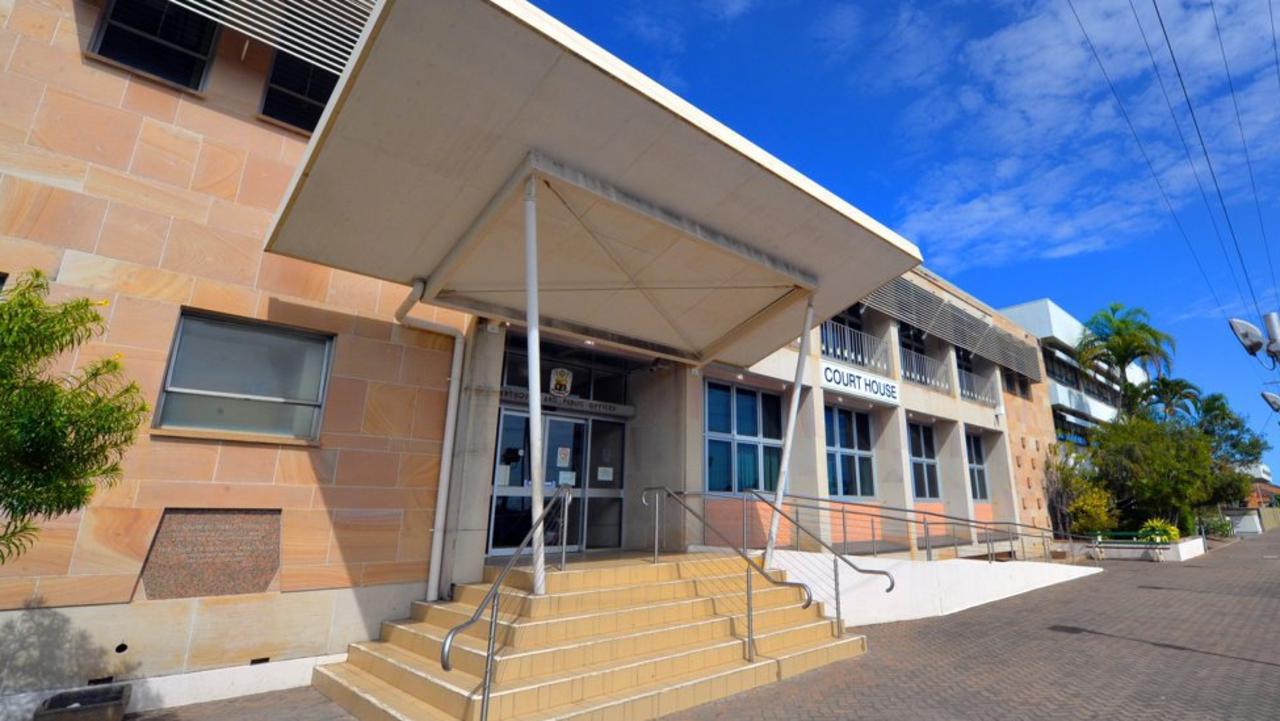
1068,484,1118,534
1137,518,1181,543
1198,516,1233,537
0,270,148,562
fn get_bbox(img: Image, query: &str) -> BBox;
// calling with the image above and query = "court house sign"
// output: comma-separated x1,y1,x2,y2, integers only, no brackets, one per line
820,359,900,407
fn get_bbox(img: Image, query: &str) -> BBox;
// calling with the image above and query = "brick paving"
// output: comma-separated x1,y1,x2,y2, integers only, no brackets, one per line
674,532,1280,721
131,532,1280,721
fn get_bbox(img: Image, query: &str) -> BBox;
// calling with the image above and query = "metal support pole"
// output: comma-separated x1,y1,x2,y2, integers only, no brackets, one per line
986,531,994,563
652,492,661,564
741,492,749,550
745,563,755,662
832,555,843,638
923,517,933,561
1019,533,1026,560
560,492,570,571
841,509,848,555
1009,532,1016,559
871,516,878,557
764,298,815,568
1041,531,1049,561
523,177,547,596
480,595,499,721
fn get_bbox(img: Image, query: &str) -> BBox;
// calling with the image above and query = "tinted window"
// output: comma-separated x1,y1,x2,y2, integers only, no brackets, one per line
93,0,218,90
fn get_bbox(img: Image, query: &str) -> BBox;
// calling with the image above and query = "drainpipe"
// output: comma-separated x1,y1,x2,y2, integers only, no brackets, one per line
396,279,464,602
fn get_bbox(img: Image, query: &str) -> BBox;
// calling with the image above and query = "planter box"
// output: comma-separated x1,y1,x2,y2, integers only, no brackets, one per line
33,685,130,721
1090,536,1205,562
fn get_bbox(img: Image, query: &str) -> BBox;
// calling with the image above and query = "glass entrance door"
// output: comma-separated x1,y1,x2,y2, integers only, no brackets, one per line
584,419,624,549
489,410,625,554
489,411,585,553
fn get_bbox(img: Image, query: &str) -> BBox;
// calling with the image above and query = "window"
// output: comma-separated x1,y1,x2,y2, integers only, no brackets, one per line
91,0,219,91
1002,369,1032,400
1042,347,1080,389
966,433,988,500
824,406,874,497
157,313,333,440
908,422,939,499
899,322,927,355
705,381,783,493
261,51,339,133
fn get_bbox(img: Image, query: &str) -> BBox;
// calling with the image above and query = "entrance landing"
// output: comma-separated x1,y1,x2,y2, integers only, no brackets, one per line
312,554,862,720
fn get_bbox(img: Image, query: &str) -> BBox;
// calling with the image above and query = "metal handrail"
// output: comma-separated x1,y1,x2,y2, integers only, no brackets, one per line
957,368,997,406
641,487,813,609
900,347,952,391
780,496,1014,562
819,322,890,374
643,487,814,659
747,491,895,592
439,485,572,721
788,491,1098,544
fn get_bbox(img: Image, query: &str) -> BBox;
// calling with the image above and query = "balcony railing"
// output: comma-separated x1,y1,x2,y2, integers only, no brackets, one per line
900,347,951,393
958,368,998,406
820,322,890,374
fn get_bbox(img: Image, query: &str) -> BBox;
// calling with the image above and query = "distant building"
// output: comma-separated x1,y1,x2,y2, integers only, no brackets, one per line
1242,463,1278,507
1000,299,1147,446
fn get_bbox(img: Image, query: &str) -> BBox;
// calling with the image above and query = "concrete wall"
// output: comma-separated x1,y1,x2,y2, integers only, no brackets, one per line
0,0,457,694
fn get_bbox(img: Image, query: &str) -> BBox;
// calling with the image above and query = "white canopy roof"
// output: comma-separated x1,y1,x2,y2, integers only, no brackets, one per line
267,0,921,366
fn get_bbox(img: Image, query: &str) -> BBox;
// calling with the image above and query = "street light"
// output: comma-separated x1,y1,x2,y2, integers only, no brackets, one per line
1229,318,1265,356
1264,392,1280,413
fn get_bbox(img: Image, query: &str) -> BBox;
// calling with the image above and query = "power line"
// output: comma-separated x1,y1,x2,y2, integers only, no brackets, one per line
1149,0,1267,323
1271,0,1280,93
1126,0,1249,314
1208,0,1279,300
1064,0,1228,322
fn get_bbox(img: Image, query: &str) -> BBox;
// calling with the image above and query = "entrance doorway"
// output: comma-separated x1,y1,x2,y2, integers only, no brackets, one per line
489,409,625,554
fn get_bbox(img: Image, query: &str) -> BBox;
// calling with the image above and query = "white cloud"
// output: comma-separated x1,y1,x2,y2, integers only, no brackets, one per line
811,3,861,59
883,0,1280,278
703,0,757,21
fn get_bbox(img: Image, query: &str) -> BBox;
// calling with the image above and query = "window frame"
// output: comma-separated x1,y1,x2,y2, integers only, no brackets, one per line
88,0,221,94
966,432,989,500
907,422,941,499
154,310,336,443
824,405,875,498
704,380,785,494
258,49,339,135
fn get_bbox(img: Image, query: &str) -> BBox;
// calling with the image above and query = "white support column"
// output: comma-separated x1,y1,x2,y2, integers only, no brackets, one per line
524,176,548,596
764,298,815,568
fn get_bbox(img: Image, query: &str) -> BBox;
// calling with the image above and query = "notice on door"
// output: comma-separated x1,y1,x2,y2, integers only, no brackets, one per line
597,466,614,482
556,446,571,468
558,471,576,485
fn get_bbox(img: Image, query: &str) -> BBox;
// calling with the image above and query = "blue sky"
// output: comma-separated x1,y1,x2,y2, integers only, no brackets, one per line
532,0,1280,472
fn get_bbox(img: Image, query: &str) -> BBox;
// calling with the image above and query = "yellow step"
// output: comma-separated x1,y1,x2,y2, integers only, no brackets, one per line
315,634,866,721
414,586,806,650
454,569,788,619
493,553,755,593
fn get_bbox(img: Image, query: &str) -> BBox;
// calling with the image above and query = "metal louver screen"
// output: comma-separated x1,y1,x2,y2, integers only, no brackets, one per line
168,0,375,75
861,277,1043,382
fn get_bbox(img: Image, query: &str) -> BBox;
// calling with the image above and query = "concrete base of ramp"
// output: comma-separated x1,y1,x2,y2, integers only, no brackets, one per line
773,550,1102,627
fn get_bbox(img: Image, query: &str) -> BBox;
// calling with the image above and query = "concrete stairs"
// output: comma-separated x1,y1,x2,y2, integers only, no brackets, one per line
313,554,865,721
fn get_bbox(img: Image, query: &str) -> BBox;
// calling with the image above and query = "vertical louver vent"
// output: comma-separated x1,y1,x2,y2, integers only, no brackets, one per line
861,277,1042,382
167,0,375,75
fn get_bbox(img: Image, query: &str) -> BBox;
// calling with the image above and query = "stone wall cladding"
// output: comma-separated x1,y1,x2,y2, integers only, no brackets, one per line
0,0,465,612
992,315,1055,530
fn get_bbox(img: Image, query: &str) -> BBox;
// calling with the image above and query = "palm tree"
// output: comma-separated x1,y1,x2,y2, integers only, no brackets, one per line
1075,303,1175,415
1142,377,1201,421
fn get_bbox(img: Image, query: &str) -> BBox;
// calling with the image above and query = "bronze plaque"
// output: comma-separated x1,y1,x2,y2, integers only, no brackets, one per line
141,509,281,599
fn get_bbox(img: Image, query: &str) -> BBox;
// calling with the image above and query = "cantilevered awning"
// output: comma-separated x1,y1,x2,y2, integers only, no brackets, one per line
267,0,921,367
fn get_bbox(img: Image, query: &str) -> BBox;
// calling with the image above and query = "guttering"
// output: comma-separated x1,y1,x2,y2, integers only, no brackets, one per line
395,279,464,602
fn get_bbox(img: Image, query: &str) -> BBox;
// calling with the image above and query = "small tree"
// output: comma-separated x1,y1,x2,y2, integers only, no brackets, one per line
0,271,148,562
1088,415,1214,533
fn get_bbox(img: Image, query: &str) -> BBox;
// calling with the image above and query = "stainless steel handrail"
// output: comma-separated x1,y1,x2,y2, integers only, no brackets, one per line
641,487,814,609
787,491,1097,544
439,485,572,721
747,491,895,592
781,491,1099,564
